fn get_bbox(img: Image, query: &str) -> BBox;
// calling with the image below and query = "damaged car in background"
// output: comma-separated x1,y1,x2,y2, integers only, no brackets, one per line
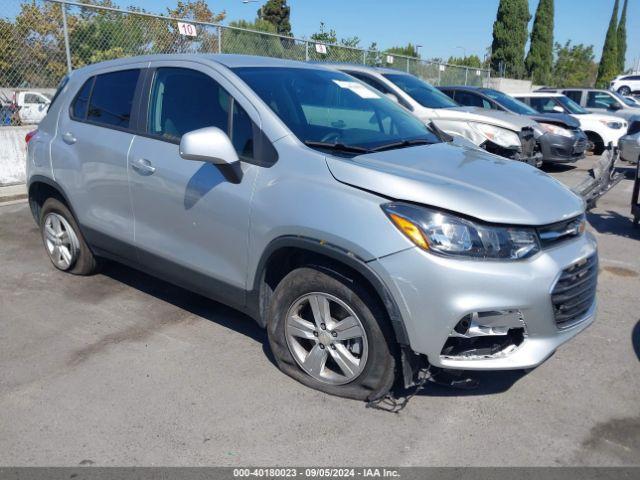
438,86,588,165
322,64,544,167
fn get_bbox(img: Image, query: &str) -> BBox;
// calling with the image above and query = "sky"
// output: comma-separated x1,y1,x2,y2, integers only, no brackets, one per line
7,0,640,70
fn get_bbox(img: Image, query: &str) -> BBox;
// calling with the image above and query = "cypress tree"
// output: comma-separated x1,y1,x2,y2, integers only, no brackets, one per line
490,0,531,78
257,0,292,37
525,0,554,85
596,0,620,87
617,0,628,73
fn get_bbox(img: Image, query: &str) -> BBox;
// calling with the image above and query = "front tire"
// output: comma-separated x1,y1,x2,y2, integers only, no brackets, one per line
267,267,396,401
40,198,98,275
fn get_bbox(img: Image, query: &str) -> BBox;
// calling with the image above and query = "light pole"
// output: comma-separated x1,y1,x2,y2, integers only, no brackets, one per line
456,46,466,59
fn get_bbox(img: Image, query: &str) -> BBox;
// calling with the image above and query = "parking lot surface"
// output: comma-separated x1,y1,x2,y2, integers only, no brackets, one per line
0,157,639,466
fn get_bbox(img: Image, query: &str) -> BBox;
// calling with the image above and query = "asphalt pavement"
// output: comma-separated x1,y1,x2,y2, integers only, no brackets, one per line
0,157,638,466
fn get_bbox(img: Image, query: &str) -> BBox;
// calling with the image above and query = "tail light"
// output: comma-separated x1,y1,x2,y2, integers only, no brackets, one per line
25,129,37,144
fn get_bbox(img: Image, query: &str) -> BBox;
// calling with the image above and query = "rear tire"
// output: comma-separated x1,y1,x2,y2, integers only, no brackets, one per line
618,86,631,96
40,198,99,275
267,267,396,401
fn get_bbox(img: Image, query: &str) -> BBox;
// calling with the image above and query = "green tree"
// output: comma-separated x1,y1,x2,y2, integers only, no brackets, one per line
525,0,554,84
446,55,483,68
166,0,226,23
224,19,287,58
257,0,292,37
308,22,363,63
386,43,420,58
617,0,628,72
552,41,598,87
490,0,531,78
596,0,620,87
310,22,337,44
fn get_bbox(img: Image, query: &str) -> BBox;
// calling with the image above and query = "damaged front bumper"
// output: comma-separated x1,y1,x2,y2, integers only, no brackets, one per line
482,126,543,167
573,145,624,209
369,231,598,374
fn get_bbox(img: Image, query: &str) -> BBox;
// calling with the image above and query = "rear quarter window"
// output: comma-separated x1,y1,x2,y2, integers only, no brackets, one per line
71,77,94,120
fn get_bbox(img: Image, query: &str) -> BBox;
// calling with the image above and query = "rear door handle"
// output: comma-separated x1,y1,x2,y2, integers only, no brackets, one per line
62,132,76,145
131,158,156,175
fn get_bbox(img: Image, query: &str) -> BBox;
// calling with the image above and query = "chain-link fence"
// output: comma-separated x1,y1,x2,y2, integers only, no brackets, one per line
0,0,490,127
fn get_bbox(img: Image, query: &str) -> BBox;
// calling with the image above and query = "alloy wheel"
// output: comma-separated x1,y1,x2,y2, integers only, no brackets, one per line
43,212,80,270
285,292,368,385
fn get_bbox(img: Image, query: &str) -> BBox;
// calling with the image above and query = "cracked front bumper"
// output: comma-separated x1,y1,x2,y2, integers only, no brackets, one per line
369,232,598,370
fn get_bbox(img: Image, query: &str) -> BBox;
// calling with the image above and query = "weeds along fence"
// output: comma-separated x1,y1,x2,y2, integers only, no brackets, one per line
0,0,490,127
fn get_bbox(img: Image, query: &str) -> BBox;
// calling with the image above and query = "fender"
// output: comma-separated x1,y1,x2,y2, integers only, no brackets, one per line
248,235,410,345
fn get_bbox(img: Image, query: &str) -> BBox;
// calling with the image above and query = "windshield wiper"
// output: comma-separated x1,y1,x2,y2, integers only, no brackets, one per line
303,141,371,154
369,138,436,152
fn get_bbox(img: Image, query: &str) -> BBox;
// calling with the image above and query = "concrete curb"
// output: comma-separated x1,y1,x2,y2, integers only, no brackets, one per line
0,184,27,204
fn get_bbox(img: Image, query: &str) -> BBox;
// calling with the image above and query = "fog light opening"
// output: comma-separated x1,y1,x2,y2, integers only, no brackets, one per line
441,310,527,360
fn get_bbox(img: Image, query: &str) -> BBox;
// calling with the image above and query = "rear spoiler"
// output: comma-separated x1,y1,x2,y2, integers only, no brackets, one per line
573,143,624,209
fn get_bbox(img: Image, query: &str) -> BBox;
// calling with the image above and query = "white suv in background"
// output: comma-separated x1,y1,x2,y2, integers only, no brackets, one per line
514,92,627,154
610,74,640,96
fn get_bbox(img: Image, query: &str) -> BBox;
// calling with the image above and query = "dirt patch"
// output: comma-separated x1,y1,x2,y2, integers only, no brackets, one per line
581,416,640,464
601,266,639,277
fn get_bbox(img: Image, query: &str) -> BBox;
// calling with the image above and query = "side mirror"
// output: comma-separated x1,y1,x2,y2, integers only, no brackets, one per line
552,105,564,113
384,92,400,104
179,127,239,165
609,103,622,111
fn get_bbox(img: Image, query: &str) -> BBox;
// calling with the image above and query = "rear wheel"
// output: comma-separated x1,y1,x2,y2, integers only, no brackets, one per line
40,198,98,275
618,86,631,96
267,267,396,401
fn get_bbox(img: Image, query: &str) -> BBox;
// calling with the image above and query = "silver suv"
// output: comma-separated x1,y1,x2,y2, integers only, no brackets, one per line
27,55,597,401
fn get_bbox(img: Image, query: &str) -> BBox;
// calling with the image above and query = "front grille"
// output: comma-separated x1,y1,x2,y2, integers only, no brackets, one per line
551,254,598,328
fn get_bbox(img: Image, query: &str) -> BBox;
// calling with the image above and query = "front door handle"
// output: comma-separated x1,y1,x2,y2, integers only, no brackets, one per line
131,158,156,175
62,132,76,145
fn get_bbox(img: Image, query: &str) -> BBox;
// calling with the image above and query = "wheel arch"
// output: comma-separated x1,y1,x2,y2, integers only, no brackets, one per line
28,175,77,226
248,236,410,347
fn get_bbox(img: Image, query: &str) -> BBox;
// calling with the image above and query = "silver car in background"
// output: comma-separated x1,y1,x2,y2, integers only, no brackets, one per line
26,55,597,401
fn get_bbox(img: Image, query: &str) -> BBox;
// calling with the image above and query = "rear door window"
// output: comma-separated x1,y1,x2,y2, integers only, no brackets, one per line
87,69,140,129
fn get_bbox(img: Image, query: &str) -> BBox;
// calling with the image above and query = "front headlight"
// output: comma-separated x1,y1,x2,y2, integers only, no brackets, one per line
382,203,540,260
600,120,623,129
539,122,573,138
467,122,521,149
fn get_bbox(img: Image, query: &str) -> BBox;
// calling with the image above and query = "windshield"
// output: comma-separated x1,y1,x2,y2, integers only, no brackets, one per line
382,73,459,109
556,95,589,114
482,89,538,115
232,67,440,154
613,91,640,107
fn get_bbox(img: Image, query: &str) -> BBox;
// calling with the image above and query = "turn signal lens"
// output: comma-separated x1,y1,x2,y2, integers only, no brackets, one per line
388,213,429,250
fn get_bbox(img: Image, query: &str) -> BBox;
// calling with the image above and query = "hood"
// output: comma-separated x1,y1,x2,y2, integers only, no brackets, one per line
326,143,584,226
527,113,580,129
574,112,627,125
449,106,539,130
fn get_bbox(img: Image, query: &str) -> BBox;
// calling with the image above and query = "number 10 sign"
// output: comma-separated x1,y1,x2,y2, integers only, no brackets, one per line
177,22,197,37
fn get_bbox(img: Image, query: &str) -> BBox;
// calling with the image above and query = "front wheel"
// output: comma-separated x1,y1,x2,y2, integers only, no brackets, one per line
267,267,396,401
